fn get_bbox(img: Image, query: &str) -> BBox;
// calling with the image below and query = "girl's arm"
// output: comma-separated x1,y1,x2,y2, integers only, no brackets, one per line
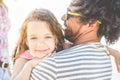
11,58,40,80
11,58,28,80
108,47,120,72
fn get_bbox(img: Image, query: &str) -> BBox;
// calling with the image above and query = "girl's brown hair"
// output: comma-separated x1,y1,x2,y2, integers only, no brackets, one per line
12,9,65,63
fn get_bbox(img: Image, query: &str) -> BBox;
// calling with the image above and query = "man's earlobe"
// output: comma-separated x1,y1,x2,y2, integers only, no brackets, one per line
89,21,99,30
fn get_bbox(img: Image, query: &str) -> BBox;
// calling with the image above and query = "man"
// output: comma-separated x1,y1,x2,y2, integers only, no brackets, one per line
30,0,120,79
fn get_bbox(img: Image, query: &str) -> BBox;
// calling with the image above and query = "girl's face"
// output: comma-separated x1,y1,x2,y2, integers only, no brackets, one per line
26,21,56,58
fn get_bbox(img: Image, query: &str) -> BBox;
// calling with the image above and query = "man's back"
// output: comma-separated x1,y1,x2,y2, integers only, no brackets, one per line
30,43,112,80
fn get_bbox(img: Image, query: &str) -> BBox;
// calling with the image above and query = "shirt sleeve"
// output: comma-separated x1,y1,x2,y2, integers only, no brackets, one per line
30,58,56,80
20,50,34,59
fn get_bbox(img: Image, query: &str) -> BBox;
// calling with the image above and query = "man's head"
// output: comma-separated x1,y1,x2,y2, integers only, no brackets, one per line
62,0,120,44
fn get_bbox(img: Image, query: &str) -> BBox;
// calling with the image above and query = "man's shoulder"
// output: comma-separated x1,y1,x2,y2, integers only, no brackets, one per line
55,45,80,55
34,46,79,64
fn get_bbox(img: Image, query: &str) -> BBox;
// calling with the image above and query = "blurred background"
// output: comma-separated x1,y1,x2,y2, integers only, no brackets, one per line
4,0,120,80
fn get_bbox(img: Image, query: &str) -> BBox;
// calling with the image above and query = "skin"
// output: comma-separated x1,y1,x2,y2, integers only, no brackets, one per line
62,14,100,45
25,21,56,58
11,21,56,80
108,47,120,72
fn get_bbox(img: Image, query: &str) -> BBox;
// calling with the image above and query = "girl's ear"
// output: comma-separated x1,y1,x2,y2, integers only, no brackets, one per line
55,37,58,46
25,37,28,46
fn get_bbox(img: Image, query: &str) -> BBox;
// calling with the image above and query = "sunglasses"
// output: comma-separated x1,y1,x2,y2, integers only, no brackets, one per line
66,11,101,24
65,11,81,20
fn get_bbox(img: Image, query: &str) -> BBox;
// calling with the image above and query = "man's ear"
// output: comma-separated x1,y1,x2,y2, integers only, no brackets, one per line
89,21,99,30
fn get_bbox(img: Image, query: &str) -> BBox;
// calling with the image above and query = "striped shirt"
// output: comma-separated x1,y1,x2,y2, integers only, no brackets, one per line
30,43,112,80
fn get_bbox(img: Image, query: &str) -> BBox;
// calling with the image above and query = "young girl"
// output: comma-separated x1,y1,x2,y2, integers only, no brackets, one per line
11,8,65,80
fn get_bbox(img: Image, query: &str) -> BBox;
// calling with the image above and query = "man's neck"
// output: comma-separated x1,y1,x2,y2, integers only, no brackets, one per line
74,33,100,45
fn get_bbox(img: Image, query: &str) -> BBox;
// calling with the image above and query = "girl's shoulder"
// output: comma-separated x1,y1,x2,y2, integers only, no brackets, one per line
20,50,34,60
14,57,29,66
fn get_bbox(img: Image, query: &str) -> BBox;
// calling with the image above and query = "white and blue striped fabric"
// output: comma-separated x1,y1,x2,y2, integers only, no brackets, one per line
30,42,112,80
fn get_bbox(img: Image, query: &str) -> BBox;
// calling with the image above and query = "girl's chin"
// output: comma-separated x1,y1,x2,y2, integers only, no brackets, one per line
35,53,49,59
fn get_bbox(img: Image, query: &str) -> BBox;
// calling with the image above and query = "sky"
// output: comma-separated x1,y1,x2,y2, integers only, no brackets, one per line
4,0,120,55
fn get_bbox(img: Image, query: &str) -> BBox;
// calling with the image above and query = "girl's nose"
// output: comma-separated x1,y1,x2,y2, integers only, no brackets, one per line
37,40,45,46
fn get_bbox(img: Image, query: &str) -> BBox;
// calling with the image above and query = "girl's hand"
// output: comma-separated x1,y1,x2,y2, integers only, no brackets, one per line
27,52,52,68
108,47,120,72
27,58,41,68
114,53,120,72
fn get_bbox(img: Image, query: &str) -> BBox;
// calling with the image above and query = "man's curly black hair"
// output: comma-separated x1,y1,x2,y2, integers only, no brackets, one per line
70,0,120,44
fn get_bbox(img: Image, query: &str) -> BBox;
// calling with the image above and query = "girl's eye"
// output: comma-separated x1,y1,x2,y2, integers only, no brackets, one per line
45,36,53,39
30,37,37,40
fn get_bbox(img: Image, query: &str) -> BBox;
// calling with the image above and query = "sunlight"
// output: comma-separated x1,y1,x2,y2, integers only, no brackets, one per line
3,0,120,79
5,0,71,55
4,0,120,56
4,0,120,57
